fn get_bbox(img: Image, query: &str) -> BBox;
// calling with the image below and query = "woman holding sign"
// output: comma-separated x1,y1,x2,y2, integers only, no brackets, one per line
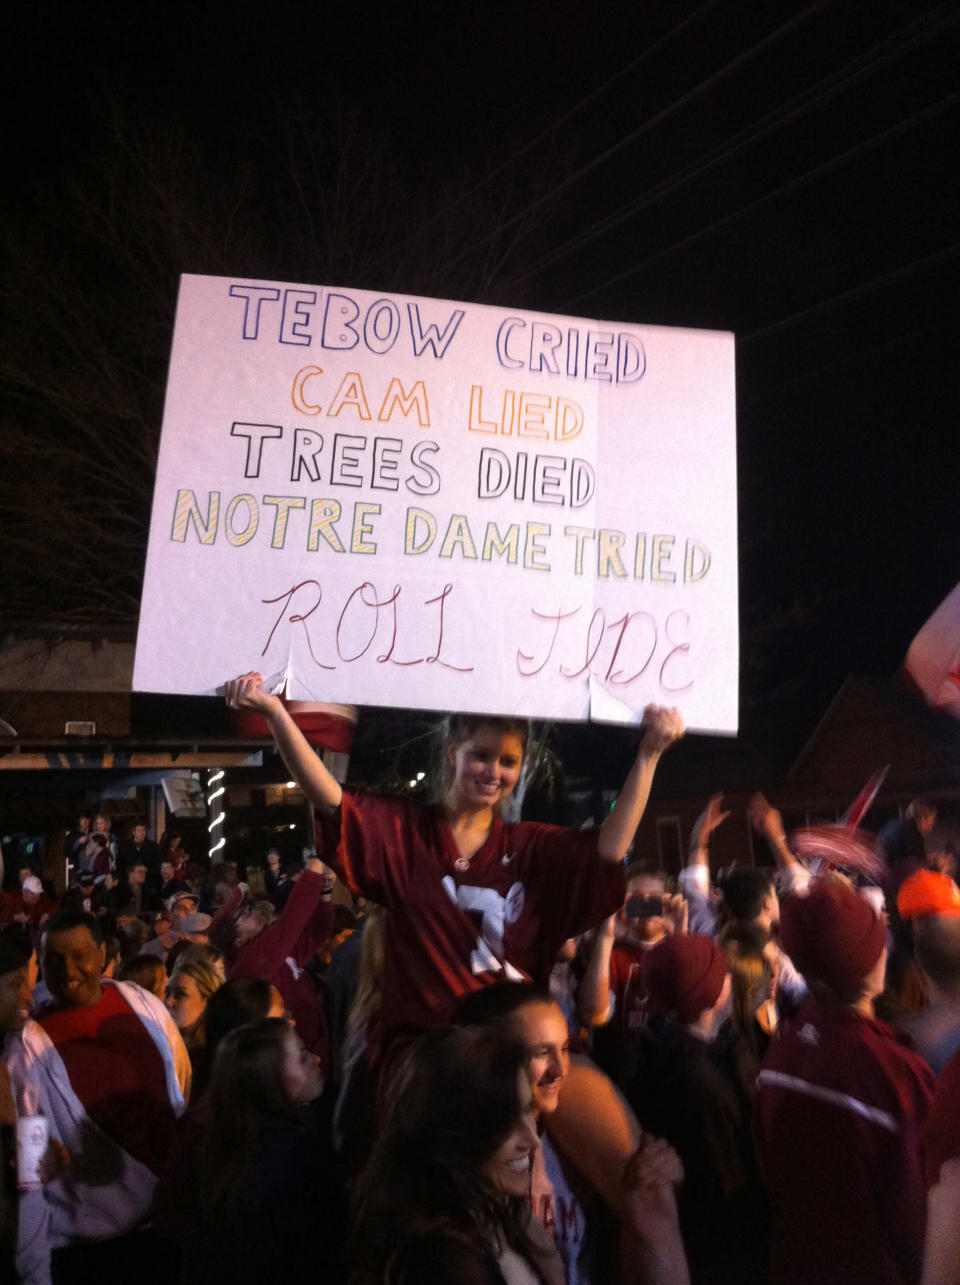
223,672,683,1072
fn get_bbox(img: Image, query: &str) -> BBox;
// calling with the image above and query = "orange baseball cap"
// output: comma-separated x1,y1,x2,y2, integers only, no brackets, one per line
897,869,960,921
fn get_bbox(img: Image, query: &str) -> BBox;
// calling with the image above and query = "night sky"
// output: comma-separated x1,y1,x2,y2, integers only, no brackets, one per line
4,0,959,785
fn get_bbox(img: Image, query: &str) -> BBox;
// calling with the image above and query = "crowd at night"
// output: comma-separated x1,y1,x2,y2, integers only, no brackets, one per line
4,2,959,1283
0,677,957,1283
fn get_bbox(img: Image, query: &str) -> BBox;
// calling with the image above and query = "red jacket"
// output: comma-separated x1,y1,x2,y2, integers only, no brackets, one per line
755,998,934,1285
225,872,333,1067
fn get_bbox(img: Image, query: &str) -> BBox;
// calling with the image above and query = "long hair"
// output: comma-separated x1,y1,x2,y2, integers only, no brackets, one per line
200,1019,299,1223
719,922,774,1057
428,712,529,804
352,1025,534,1281
346,905,385,1035
169,948,224,1051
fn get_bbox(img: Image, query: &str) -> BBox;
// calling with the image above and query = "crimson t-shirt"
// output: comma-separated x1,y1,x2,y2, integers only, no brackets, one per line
39,981,176,1175
318,793,624,1052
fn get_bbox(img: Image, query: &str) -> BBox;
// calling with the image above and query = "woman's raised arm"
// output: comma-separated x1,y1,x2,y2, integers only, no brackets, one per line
224,673,343,812
597,706,685,865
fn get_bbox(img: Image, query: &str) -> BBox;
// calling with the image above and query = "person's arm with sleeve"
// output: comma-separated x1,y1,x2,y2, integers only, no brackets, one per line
577,915,618,1027
748,793,810,893
238,859,334,975
224,674,342,811
597,708,685,864
678,795,729,935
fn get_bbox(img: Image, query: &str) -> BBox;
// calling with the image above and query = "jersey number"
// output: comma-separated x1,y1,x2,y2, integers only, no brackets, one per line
442,877,526,980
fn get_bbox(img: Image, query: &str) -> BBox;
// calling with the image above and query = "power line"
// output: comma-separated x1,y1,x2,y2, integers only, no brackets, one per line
370,1,722,277
564,88,959,309
737,242,960,346
503,3,957,292
439,2,831,278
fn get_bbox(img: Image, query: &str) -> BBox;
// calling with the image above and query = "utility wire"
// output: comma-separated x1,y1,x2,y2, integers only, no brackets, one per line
738,243,959,346
440,1,831,277
504,3,957,292
565,88,959,309
370,0,723,277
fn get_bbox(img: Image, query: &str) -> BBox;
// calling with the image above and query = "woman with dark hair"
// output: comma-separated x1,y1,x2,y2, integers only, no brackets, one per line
353,1024,562,1285
153,1018,343,1283
159,830,190,874
192,976,286,1098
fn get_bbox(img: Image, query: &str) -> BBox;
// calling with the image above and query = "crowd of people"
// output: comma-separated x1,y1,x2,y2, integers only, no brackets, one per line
0,672,959,1284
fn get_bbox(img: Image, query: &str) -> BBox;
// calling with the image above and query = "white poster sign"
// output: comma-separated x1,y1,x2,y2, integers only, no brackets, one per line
134,275,738,731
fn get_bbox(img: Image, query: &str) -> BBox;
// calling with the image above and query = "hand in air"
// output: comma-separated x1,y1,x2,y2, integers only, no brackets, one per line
748,792,785,845
690,793,730,849
223,672,282,717
641,705,685,753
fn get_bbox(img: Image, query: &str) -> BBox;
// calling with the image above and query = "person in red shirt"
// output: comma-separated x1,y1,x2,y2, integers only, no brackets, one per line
755,877,934,1285
224,672,684,1077
0,876,58,928
3,909,189,1285
209,857,334,1069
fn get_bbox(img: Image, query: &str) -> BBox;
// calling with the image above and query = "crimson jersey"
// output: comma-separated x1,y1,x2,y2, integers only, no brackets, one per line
318,793,624,1053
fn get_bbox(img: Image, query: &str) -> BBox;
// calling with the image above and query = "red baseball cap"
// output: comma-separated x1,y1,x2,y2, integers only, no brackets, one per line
897,869,960,921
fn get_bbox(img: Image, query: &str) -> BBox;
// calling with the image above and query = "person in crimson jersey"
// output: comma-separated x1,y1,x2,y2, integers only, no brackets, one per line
2,910,190,1285
224,672,684,1079
755,878,934,1285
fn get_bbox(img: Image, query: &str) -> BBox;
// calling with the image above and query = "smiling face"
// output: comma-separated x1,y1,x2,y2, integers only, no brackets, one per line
446,728,524,813
479,1070,538,1198
43,926,105,1009
508,1000,570,1117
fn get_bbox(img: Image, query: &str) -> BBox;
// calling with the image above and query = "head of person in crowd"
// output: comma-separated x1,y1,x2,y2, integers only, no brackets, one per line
94,812,111,837
283,858,305,884
102,934,122,978
434,712,529,817
203,977,287,1066
165,947,224,1054
352,1024,539,1279
132,822,148,847
780,876,887,1009
621,862,671,944
169,890,200,922
160,860,176,886
201,1018,322,1221
266,848,282,876
76,813,92,836
117,916,148,959
115,953,167,1000
929,842,958,880
21,875,45,906
908,798,938,838
898,869,960,1001
646,932,731,1039
456,981,569,1117
41,909,107,1009
719,921,779,1049
717,866,779,932
160,830,185,859
244,866,267,899
0,935,37,1035
127,862,147,890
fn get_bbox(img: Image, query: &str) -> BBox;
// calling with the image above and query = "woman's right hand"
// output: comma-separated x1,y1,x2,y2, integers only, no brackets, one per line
223,672,283,718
